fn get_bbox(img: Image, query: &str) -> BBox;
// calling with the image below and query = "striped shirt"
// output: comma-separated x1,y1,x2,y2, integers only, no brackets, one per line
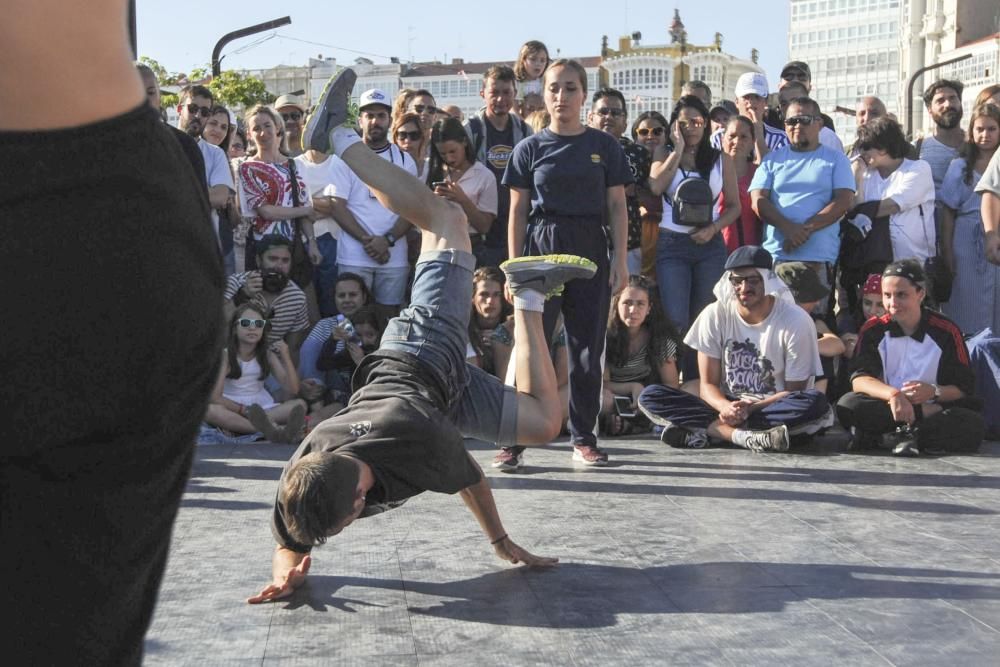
916,135,960,193
608,336,677,384
299,315,348,385
224,272,309,344
712,123,788,153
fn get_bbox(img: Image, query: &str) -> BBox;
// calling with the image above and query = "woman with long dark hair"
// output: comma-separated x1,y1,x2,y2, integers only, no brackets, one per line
204,302,306,441
652,95,741,381
428,116,498,255
602,275,680,434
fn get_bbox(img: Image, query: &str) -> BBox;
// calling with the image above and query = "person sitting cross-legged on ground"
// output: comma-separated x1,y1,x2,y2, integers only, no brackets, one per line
836,260,985,456
638,246,829,451
204,303,308,444
248,69,597,603
601,275,681,436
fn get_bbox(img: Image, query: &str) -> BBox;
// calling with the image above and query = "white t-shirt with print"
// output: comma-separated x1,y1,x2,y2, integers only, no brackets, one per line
860,158,936,262
328,143,417,269
685,296,822,401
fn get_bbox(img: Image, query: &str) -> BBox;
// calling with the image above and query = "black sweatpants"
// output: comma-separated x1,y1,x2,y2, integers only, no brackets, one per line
524,217,611,447
1,105,224,665
836,392,985,453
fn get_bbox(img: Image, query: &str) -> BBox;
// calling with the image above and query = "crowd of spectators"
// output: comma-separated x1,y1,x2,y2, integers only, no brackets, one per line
139,42,1000,461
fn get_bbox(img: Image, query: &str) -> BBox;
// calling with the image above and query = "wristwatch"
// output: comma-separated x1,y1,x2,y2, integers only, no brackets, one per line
384,232,397,247
929,383,941,403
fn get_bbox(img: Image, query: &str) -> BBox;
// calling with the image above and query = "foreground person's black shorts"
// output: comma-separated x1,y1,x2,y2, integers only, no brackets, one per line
1,105,224,665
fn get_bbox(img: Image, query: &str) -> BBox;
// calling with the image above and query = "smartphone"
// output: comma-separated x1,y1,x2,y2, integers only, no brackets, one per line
614,395,636,418
432,181,448,189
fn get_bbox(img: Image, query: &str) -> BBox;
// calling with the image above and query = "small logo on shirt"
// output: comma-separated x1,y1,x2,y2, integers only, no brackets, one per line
487,145,513,169
590,153,602,164
349,421,373,437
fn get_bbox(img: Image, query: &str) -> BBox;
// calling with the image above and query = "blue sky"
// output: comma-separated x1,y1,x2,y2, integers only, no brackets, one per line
137,1,790,89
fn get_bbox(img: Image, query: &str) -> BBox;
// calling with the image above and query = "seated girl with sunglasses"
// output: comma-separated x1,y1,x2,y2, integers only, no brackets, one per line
203,303,308,444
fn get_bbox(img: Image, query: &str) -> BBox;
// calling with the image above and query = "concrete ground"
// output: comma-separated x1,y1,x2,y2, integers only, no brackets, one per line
146,432,1000,666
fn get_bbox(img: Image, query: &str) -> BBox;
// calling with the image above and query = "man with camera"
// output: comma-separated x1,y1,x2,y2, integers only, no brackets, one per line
224,234,311,362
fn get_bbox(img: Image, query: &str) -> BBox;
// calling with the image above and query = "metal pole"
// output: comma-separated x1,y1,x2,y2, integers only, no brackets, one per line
905,53,971,139
129,0,137,59
212,16,292,77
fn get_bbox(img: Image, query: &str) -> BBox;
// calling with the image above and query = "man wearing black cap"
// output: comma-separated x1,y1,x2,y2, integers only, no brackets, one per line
778,61,836,132
638,246,828,451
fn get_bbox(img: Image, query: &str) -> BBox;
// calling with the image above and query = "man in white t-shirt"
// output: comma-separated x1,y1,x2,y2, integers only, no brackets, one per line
177,84,236,274
326,89,417,313
639,246,829,451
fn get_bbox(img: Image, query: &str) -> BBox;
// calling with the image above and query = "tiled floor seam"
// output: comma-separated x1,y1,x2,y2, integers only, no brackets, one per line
799,597,900,666
940,602,1000,635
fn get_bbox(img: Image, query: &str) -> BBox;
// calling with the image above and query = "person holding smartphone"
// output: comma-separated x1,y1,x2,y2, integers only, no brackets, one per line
426,116,498,258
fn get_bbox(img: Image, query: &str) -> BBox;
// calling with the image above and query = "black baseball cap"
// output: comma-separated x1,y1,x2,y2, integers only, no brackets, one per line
724,245,773,272
781,61,811,80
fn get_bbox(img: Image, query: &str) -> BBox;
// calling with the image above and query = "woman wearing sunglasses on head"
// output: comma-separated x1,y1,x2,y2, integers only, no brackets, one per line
204,303,308,444
631,111,669,279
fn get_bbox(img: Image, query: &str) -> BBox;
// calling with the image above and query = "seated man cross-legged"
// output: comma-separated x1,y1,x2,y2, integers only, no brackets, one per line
638,246,830,451
248,68,596,603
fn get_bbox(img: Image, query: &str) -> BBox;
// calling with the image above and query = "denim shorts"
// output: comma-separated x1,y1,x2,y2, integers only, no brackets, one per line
380,249,518,447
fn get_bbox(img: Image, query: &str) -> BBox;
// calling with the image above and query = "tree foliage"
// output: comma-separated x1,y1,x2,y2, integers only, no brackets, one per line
138,56,273,113
208,70,274,111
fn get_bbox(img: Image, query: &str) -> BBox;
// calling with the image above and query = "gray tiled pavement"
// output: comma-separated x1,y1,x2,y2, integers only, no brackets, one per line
146,433,1000,665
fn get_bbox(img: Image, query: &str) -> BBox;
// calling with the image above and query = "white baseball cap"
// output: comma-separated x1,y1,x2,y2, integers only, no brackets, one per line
734,72,769,98
358,89,392,111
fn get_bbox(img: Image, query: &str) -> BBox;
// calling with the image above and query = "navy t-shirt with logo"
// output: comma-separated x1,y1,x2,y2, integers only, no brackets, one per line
503,127,632,221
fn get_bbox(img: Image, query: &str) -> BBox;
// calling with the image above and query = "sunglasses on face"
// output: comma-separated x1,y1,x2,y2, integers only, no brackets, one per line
784,115,819,127
281,111,303,122
636,126,665,137
595,107,625,117
238,318,267,329
186,103,212,118
729,275,763,288
396,130,422,141
412,104,438,114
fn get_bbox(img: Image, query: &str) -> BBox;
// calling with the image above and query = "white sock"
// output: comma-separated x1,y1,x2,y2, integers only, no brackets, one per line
332,126,363,157
731,429,751,447
513,290,545,312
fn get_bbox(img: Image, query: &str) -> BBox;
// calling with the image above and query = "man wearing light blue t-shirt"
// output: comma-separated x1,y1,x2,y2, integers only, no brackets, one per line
750,97,854,308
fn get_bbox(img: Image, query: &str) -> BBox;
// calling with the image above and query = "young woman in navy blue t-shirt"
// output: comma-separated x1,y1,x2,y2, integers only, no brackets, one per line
502,59,631,467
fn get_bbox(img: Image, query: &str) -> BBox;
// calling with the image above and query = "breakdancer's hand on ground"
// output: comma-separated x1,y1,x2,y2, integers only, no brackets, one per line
492,536,559,567
247,547,312,604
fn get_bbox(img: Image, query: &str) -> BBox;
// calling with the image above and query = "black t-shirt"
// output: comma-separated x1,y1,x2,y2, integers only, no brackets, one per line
483,121,516,248
271,350,482,552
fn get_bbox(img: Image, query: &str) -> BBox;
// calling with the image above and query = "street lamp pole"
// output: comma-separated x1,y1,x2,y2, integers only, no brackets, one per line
212,17,292,77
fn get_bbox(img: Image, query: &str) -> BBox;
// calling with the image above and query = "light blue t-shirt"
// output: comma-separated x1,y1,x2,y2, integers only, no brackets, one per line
750,144,855,264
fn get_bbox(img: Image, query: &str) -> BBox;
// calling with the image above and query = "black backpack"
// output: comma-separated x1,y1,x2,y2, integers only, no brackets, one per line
669,170,716,228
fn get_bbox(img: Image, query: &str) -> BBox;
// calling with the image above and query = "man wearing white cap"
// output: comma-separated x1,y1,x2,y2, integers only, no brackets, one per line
323,89,416,314
275,93,308,157
711,71,788,161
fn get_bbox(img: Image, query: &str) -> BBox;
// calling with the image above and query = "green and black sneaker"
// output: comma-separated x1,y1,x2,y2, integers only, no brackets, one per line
302,67,357,154
500,254,597,299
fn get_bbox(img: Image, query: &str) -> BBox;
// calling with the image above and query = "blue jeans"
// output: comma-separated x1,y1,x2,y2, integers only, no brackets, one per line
655,230,726,379
380,249,517,447
314,232,339,317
